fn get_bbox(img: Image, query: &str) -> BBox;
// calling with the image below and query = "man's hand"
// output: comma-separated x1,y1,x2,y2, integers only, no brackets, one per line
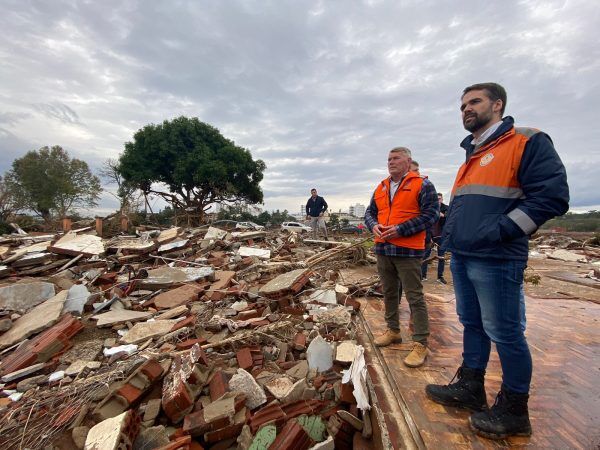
373,224,395,238
319,212,324,217
306,215,310,221
380,225,400,240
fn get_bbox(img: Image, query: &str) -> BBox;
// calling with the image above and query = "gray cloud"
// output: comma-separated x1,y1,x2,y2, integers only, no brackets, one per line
0,0,598,216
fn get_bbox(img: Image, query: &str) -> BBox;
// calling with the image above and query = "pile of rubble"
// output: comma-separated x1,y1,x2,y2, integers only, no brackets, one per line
0,225,378,449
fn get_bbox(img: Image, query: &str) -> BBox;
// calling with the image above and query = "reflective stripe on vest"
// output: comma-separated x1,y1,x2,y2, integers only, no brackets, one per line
451,127,538,200
374,172,425,250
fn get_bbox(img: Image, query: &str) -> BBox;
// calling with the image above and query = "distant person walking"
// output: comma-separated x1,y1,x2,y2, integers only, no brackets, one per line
364,147,439,368
306,188,328,239
421,193,448,283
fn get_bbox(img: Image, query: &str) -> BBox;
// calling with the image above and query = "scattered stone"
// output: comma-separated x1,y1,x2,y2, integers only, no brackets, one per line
16,374,47,392
0,318,12,332
72,426,90,449
229,368,267,410
307,336,334,372
119,320,177,344
0,281,55,313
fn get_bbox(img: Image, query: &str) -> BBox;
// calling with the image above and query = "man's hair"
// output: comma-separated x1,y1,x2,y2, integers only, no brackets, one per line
462,82,507,116
311,188,316,192
411,160,419,167
437,193,443,197
389,147,412,158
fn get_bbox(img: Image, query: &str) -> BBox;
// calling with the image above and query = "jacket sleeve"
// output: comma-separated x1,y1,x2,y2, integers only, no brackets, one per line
500,132,570,240
364,193,379,232
321,197,328,213
305,199,310,216
396,179,440,236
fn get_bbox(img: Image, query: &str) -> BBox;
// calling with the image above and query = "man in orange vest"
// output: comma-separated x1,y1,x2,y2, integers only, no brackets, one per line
364,147,439,367
425,83,569,439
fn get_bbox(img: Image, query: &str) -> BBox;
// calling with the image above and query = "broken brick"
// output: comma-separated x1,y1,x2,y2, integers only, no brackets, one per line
268,419,314,450
209,370,231,401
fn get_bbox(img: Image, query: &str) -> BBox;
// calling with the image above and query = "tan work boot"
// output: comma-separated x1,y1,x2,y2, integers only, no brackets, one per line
374,329,402,347
403,342,429,367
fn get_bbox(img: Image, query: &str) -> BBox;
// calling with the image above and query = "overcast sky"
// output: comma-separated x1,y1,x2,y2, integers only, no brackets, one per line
1,0,598,217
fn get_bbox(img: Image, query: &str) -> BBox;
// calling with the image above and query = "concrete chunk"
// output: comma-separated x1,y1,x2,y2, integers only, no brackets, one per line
49,232,104,256
0,290,68,350
0,281,56,313
259,268,311,297
92,310,153,327
229,368,267,410
120,320,177,344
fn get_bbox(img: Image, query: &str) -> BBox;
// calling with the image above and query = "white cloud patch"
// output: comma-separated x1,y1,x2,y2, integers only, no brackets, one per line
0,0,597,215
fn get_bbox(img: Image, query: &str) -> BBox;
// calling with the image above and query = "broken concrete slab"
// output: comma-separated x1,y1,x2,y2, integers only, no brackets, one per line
0,363,46,383
155,305,189,320
16,374,47,392
157,239,189,253
63,284,91,315
335,341,358,364
120,320,177,344
49,232,104,257
1,241,51,264
0,289,68,350
264,376,295,400
157,227,182,244
259,268,312,298
238,246,271,260
286,360,309,380
308,289,338,305
307,336,333,372
204,226,228,241
154,283,203,309
136,266,214,290
203,391,237,423
65,360,102,377
229,368,267,410
0,281,56,313
84,410,140,450
92,310,153,327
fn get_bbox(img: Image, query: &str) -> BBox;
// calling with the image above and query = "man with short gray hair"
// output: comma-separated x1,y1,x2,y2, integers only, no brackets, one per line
364,146,439,367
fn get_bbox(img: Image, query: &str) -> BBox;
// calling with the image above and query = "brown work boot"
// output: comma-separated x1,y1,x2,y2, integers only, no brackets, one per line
403,342,429,367
374,329,402,347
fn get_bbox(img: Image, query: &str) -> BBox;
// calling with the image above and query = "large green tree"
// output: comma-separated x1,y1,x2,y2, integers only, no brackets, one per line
0,175,19,223
5,146,102,224
118,117,266,222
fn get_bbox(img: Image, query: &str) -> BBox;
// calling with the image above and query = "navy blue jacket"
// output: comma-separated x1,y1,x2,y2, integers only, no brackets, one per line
306,196,328,217
442,117,569,260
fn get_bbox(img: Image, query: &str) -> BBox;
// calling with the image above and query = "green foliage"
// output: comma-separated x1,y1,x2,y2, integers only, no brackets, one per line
216,206,294,226
118,117,266,221
340,218,350,227
5,146,101,223
541,210,600,232
0,175,19,222
327,214,339,228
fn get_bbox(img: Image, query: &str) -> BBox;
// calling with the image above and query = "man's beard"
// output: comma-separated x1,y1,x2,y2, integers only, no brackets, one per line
463,108,493,133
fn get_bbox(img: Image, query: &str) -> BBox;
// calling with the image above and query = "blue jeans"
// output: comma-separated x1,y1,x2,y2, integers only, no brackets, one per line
421,237,446,279
451,254,531,393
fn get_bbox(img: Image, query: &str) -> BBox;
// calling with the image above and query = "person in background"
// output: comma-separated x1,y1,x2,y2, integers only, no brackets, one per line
421,193,449,283
305,188,328,240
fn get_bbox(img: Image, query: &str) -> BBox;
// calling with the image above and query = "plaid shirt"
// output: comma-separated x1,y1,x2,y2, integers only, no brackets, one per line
364,176,439,257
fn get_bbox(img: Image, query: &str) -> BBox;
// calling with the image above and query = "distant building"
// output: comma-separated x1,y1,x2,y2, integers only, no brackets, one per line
349,203,366,218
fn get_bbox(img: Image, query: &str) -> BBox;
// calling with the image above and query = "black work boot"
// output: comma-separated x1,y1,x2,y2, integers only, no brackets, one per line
469,387,532,439
425,366,487,411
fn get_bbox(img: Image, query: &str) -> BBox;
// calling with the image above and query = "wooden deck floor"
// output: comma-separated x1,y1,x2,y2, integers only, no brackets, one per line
358,290,600,449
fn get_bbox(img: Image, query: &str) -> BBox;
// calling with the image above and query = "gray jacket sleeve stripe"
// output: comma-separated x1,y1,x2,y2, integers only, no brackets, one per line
507,208,537,234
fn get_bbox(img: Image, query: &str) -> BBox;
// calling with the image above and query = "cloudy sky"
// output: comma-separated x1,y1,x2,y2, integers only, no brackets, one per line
1,0,598,217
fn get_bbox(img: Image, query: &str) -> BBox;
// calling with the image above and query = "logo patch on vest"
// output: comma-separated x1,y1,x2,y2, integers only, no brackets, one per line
480,153,494,166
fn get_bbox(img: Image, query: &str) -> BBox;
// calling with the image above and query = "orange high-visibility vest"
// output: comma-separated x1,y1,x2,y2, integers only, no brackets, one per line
451,127,538,201
373,172,425,249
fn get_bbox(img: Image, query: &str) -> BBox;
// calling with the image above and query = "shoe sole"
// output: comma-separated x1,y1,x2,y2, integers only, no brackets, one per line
425,391,487,412
468,417,532,439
